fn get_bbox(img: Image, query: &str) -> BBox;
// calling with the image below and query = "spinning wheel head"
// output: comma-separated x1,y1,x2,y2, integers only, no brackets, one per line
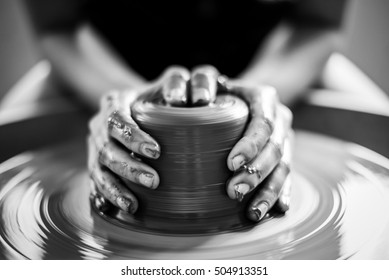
2,129,389,259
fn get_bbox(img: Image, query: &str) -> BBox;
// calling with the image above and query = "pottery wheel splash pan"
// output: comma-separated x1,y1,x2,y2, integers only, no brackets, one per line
1,100,389,259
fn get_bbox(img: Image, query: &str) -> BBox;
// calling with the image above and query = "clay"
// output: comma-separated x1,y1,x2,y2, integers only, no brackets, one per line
125,94,250,232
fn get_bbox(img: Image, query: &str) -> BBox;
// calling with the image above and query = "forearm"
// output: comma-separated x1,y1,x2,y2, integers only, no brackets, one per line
38,25,146,110
239,22,343,105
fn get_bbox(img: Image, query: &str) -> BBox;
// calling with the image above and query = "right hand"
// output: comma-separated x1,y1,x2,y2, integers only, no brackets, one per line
88,66,191,213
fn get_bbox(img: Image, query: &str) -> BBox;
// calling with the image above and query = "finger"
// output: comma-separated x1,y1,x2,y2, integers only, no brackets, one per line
226,111,292,200
226,138,282,201
226,140,282,201
96,139,160,189
190,65,219,106
101,91,161,159
88,130,139,214
227,85,278,171
246,160,290,222
274,174,291,213
161,66,190,106
90,164,139,214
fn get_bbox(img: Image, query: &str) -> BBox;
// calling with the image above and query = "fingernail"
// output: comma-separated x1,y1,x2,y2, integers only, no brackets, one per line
170,88,187,104
232,154,246,171
116,196,136,214
192,88,210,105
139,172,155,188
234,183,251,202
248,202,269,222
141,143,160,159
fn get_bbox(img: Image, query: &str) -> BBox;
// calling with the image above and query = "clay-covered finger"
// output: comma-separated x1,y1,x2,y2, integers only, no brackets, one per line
226,110,292,200
246,161,290,222
227,132,271,172
161,66,190,106
227,86,278,171
101,91,161,159
97,140,159,189
90,165,139,214
244,106,292,182
107,110,161,159
190,65,219,106
226,139,283,200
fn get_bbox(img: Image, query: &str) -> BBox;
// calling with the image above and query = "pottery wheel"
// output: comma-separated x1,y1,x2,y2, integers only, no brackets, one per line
1,130,389,259
1,92,389,259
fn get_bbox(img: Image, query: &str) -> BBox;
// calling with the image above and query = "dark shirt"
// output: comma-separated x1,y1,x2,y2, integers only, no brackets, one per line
87,0,295,79
25,0,297,79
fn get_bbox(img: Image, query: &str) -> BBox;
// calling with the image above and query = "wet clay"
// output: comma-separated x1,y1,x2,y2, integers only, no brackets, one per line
122,95,250,232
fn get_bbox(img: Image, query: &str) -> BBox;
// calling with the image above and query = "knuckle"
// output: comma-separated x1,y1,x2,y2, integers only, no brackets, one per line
97,141,110,163
105,90,118,101
251,116,273,135
107,111,135,142
117,161,130,177
100,90,118,109
251,113,274,135
266,182,280,195
121,125,133,142
107,110,122,131
193,65,218,75
279,161,291,175
165,66,190,78
245,135,259,155
261,85,277,99
280,105,293,126
103,91,115,104
263,116,275,133
261,186,279,202
269,140,283,158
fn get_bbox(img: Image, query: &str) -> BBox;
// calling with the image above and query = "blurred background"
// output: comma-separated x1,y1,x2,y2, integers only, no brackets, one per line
0,0,389,100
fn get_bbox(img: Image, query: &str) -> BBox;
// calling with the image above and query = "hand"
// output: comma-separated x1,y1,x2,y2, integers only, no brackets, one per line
173,65,293,222
222,80,293,222
87,66,192,213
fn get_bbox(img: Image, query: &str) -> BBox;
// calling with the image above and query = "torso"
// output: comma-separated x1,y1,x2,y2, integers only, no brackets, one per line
86,0,296,79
